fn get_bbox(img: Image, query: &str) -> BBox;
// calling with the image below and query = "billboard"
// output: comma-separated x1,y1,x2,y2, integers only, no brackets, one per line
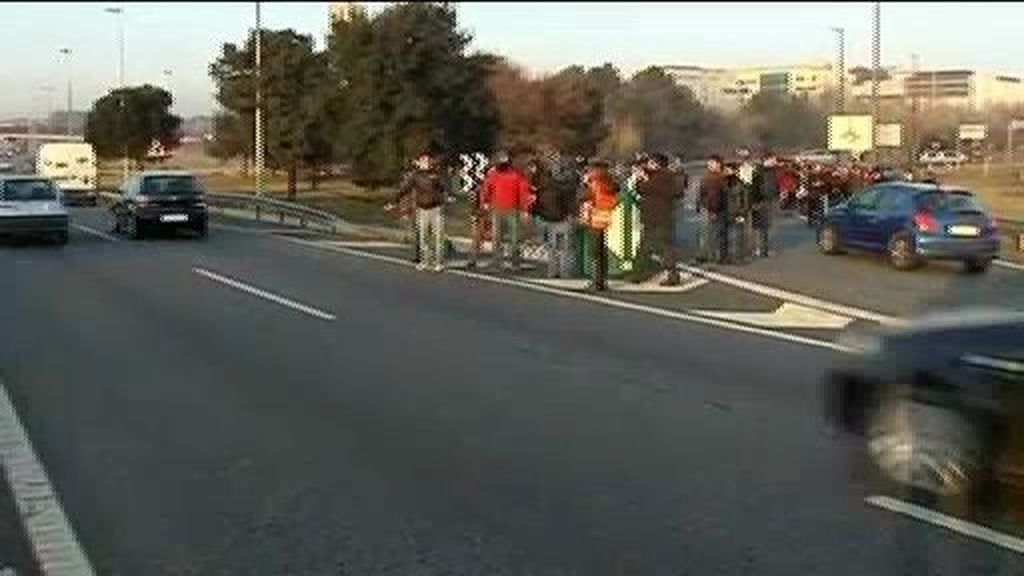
876,123,902,148
958,124,987,141
828,115,874,152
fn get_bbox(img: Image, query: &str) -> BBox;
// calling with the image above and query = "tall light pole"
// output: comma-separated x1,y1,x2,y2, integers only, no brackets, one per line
254,1,265,199
909,53,920,167
58,47,73,135
830,26,846,114
38,85,56,132
871,2,881,161
104,5,127,182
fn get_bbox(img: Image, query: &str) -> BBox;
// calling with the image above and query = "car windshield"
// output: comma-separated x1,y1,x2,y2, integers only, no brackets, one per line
920,191,985,213
140,176,202,196
2,179,56,201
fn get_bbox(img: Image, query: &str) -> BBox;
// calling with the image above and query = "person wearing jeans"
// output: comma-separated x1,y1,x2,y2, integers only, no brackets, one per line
480,151,532,272
530,157,576,278
385,151,448,272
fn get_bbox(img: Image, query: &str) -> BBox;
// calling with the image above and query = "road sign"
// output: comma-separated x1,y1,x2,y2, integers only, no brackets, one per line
876,123,902,148
958,124,987,141
827,115,874,153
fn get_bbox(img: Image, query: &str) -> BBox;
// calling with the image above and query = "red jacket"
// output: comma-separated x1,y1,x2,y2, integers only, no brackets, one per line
481,166,532,212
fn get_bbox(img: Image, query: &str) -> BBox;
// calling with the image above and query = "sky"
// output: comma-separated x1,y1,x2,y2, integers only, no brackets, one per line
1,2,1023,119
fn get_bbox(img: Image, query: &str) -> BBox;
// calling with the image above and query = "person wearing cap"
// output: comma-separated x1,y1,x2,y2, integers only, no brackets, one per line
479,150,532,271
631,152,683,285
385,151,449,272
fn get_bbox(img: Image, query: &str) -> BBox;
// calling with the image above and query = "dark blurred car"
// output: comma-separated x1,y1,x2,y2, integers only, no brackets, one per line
825,310,1024,504
110,171,208,239
817,182,1000,273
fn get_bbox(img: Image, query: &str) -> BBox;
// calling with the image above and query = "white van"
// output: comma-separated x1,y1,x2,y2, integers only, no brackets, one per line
36,143,98,205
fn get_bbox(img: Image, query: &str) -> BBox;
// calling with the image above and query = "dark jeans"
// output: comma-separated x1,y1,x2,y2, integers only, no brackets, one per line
634,224,679,281
701,212,731,264
752,204,773,257
591,229,608,290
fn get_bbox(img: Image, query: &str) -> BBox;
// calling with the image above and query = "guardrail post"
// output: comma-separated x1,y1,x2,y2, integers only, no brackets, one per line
255,204,261,221
300,216,306,228
279,210,284,224
331,222,336,235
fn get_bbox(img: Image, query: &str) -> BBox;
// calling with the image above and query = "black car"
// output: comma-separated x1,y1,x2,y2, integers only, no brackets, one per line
825,309,1024,506
110,171,208,239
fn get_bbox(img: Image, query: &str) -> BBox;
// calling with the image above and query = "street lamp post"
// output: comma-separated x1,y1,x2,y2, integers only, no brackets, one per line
871,1,881,162
830,26,845,114
58,47,73,136
254,1,265,202
104,6,128,182
909,53,920,167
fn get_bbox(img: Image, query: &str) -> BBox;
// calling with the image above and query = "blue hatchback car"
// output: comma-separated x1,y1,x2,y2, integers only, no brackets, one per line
817,182,1000,273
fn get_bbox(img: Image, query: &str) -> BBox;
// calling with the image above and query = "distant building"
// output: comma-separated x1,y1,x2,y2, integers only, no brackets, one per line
329,2,365,26
850,69,1024,110
663,63,834,111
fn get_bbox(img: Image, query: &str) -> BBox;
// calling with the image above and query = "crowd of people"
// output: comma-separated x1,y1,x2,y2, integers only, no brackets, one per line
384,147,924,291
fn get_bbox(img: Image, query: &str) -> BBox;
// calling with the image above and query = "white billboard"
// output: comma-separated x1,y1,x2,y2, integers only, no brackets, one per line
876,123,902,148
828,115,874,152
958,124,988,141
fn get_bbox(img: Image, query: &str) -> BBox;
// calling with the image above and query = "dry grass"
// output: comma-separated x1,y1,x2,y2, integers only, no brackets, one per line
941,162,1024,222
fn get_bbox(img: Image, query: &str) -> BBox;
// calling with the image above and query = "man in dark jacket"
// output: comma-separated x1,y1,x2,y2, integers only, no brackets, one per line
385,151,448,272
632,152,682,285
750,152,780,258
697,155,729,264
530,156,576,278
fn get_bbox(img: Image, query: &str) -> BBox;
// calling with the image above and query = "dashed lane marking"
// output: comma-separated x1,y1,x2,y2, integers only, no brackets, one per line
994,259,1024,272
193,267,337,321
71,224,117,242
0,378,96,575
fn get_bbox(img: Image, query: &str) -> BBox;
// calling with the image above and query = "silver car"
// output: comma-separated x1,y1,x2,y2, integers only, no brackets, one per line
0,175,69,245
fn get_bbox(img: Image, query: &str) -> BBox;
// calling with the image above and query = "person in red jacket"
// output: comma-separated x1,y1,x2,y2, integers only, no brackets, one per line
479,151,533,271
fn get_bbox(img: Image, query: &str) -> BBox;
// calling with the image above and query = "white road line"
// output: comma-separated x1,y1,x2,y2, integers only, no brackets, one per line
192,267,336,321
865,495,1024,555
278,237,851,352
446,268,852,352
677,263,904,326
71,224,118,242
0,379,96,576
994,259,1024,272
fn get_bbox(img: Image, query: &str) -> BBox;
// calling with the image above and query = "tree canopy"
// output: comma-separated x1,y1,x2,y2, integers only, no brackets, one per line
85,85,181,162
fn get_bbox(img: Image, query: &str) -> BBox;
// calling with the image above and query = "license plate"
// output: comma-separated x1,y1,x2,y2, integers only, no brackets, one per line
160,214,188,223
948,225,979,237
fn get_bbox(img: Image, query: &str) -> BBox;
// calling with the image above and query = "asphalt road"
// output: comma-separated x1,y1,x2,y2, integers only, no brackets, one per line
0,208,1022,574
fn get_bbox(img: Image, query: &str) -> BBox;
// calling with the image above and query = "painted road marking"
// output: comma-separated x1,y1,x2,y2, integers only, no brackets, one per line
994,259,1024,272
690,302,854,330
330,240,408,249
71,224,117,242
274,236,852,352
678,263,904,326
193,267,336,321
0,379,96,575
865,495,1024,555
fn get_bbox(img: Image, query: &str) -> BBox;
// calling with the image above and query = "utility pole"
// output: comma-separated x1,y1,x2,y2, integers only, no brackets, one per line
871,1,881,162
58,47,73,136
831,27,846,113
909,53,919,168
104,6,128,182
254,1,265,201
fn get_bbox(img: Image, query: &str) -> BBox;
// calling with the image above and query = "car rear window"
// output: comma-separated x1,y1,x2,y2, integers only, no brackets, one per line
1,179,56,201
919,191,985,213
141,176,202,196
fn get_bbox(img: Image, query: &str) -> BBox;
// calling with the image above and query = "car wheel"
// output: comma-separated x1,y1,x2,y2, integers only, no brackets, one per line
195,221,208,240
55,230,69,246
963,258,991,274
817,224,843,255
888,233,920,270
867,388,982,500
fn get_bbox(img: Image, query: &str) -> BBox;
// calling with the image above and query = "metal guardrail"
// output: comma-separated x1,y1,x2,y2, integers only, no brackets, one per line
203,192,341,234
97,189,343,234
